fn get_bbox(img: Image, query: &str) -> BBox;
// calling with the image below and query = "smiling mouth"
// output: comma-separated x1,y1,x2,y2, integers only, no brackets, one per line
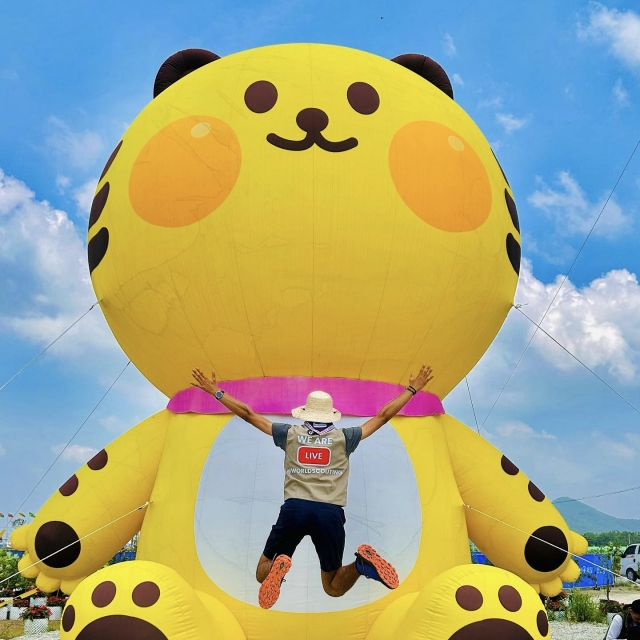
267,107,358,153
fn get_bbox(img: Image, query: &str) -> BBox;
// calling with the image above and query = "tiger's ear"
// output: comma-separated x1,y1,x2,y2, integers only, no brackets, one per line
391,54,453,99
153,49,220,98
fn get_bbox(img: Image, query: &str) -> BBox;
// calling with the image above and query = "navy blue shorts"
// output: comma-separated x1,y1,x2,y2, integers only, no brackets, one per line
263,498,346,573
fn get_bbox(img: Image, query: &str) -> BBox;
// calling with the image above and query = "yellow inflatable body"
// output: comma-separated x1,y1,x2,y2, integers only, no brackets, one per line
12,44,587,639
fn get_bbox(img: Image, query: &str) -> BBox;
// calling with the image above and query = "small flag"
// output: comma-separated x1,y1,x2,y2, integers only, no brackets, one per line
0,513,4,518
28,512,36,518
18,513,25,518
0,530,5,538
20,588,38,599
7,514,13,518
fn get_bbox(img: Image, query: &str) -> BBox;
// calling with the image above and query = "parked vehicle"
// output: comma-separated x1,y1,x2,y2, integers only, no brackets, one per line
621,543,639,582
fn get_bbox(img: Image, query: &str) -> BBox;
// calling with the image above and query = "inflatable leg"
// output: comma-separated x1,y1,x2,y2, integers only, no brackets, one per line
59,560,245,640
367,564,549,640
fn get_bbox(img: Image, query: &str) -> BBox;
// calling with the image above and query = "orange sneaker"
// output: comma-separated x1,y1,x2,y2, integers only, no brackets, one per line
355,544,399,589
259,555,292,609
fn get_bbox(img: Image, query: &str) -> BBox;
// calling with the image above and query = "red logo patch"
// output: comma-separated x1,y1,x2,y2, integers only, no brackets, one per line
297,446,331,466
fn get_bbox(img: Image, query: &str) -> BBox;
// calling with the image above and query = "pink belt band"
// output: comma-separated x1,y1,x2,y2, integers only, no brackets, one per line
167,377,445,417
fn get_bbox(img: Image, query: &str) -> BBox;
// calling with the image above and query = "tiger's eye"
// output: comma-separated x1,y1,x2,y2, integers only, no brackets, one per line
244,81,278,113
347,82,379,115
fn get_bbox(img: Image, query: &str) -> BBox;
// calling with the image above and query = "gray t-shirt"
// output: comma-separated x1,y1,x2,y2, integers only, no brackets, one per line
272,423,362,456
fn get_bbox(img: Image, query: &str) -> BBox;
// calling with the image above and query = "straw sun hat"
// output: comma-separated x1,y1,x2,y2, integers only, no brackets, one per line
291,391,342,423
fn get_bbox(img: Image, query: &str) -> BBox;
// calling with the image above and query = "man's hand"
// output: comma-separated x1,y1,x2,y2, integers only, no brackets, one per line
191,368,220,396
409,364,433,391
190,367,273,435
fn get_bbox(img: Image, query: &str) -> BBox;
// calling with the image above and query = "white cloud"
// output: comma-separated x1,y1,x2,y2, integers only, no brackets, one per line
73,178,98,217
495,112,529,134
99,415,128,434
46,117,104,170
0,168,118,360
579,3,640,70
491,420,556,440
443,33,457,56
516,259,640,383
479,97,503,109
452,73,464,86
55,174,71,191
613,78,630,106
51,443,99,463
528,171,631,239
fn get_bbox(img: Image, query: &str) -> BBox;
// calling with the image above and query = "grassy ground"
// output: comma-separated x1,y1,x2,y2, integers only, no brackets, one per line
0,620,60,639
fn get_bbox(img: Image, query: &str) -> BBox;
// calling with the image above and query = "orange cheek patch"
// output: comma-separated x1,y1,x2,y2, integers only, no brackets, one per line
129,116,241,227
389,121,491,232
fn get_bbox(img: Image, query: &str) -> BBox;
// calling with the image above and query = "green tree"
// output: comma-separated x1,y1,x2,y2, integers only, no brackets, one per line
0,550,34,592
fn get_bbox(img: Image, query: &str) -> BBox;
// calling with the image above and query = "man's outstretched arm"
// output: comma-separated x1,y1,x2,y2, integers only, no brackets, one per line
191,368,273,435
360,365,433,439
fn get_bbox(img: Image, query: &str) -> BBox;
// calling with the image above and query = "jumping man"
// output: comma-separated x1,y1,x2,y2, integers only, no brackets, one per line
191,365,434,609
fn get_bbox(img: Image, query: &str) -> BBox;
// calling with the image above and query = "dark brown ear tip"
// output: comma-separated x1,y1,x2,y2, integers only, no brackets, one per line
153,48,220,98
391,53,454,100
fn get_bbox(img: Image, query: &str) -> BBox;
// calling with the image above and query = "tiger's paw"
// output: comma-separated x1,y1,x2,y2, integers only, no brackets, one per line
59,560,226,640
385,564,550,640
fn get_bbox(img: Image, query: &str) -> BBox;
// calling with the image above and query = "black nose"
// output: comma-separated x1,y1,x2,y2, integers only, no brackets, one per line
296,108,329,133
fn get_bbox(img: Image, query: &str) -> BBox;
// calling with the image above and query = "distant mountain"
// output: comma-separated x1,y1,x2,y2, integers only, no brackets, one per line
553,497,640,534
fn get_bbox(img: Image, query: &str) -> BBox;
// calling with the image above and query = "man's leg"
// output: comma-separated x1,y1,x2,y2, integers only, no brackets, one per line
321,562,360,597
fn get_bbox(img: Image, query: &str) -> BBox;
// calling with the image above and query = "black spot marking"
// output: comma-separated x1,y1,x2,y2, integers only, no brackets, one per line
92,581,116,607
537,610,549,636
501,455,519,476
505,189,520,232
132,581,161,607
88,228,109,274
528,481,545,502
506,233,521,275
89,183,109,230
492,148,510,186
498,585,522,612
59,475,78,497
455,585,483,611
99,141,122,182
35,521,81,568
524,526,568,573
88,449,108,470
62,604,75,632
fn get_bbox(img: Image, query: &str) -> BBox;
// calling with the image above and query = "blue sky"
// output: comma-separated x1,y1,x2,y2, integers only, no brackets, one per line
1,0,639,529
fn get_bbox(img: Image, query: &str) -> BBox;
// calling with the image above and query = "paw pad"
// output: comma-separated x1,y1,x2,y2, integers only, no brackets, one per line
62,580,166,640
451,582,548,639
35,521,81,568
498,585,522,612
455,585,482,611
524,526,568,572
91,581,116,607
132,581,160,607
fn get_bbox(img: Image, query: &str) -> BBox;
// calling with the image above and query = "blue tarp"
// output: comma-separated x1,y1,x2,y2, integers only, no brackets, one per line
472,551,613,589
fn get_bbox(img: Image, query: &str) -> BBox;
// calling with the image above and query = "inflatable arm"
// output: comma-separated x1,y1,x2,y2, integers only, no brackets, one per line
441,414,586,595
11,410,171,593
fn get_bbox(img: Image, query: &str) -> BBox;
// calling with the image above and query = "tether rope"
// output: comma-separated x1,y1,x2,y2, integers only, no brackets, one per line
554,486,640,505
7,360,131,528
0,302,100,394
465,376,480,433
0,501,149,587
514,305,640,416
481,138,640,431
